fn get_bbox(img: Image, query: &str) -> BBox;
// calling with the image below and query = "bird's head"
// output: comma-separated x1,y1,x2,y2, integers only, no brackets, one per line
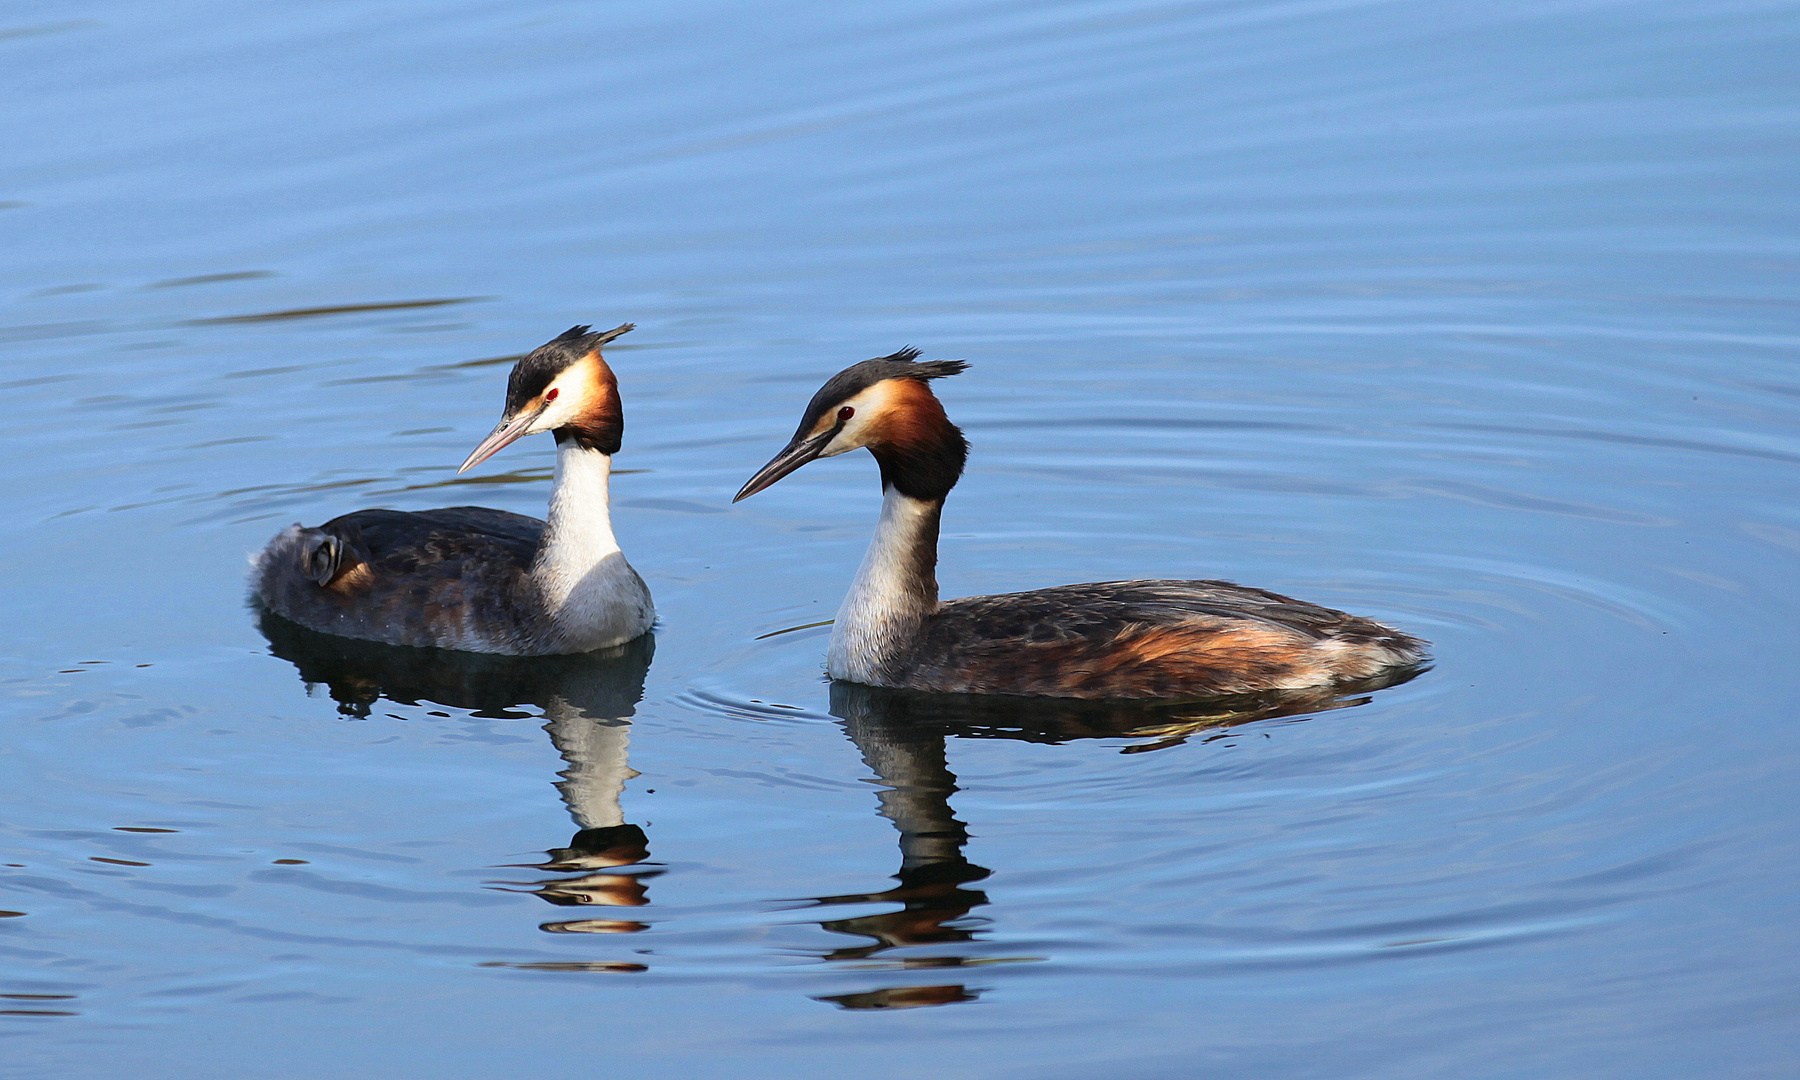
735,348,968,502
458,323,633,473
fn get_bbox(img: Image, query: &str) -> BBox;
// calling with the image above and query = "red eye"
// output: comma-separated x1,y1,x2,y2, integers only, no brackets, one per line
837,406,854,422
545,388,559,403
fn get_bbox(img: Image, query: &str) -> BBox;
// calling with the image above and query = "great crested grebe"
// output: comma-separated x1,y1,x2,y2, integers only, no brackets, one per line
253,324,653,655
735,350,1429,700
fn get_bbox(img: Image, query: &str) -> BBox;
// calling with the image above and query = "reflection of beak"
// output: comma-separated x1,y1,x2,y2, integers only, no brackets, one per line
734,427,837,502
457,403,548,474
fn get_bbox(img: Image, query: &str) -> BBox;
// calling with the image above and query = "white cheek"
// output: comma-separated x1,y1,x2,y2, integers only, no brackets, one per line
819,414,875,457
529,399,577,434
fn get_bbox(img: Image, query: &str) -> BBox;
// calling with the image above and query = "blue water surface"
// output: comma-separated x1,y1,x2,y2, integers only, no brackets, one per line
1,1,1797,1077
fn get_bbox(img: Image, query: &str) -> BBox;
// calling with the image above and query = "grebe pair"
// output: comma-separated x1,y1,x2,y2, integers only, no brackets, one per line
255,325,1428,700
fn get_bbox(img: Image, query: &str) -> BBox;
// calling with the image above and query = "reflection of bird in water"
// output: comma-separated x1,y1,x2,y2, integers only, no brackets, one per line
810,698,991,966
256,611,658,934
814,985,981,1011
523,713,657,931
737,350,1429,699
809,672,1421,1009
253,324,653,655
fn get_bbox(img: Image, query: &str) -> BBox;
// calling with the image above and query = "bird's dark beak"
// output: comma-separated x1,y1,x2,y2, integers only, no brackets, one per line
458,402,548,474
734,428,836,502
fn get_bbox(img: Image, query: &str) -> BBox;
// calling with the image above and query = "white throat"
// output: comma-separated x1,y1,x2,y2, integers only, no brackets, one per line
533,440,653,650
827,487,940,685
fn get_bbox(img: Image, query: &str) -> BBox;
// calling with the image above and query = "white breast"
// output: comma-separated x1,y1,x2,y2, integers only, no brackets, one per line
534,441,655,651
827,488,939,684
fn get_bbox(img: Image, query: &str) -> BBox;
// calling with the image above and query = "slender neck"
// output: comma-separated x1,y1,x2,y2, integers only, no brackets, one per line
827,485,943,684
852,487,943,617
535,437,621,587
517,435,652,653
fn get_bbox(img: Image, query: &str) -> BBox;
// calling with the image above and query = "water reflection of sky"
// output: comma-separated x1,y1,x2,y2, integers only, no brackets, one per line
2,1,1798,1077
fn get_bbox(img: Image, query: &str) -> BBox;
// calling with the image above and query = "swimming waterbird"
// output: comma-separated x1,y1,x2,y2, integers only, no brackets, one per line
735,350,1427,699
254,324,653,654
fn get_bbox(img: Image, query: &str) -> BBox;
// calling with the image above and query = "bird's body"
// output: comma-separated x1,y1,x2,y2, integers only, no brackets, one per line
737,351,1427,700
252,324,653,655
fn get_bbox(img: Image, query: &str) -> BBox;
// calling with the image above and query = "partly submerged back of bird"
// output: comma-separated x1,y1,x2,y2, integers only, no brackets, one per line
256,507,542,652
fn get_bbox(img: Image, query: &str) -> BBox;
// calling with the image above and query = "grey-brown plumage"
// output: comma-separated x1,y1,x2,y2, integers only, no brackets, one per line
252,325,654,655
254,507,552,652
885,579,1427,699
736,350,1430,700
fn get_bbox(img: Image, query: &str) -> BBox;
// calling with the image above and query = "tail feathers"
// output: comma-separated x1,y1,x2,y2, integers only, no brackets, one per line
1322,622,1431,681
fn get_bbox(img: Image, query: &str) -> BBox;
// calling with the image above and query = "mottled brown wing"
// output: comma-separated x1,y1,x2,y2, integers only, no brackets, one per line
909,580,1421,699
930,579,1355,641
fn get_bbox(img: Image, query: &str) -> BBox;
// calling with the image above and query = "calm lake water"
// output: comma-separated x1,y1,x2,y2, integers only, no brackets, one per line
3,1,1797,1077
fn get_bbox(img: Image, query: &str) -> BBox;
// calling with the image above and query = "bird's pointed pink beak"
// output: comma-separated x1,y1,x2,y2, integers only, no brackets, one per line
457,404,546,474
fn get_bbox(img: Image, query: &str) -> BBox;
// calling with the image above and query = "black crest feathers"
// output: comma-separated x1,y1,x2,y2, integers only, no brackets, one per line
553,323,635,350
873,346,967,382
805,349,971,421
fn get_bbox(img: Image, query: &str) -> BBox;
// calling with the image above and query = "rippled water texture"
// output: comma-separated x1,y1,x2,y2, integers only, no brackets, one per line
3,1,1798,1077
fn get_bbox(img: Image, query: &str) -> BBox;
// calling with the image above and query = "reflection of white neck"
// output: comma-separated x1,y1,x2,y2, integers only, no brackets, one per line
846,717,966,870
544,699,637,831
533,440,653,651
828,488,940,685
